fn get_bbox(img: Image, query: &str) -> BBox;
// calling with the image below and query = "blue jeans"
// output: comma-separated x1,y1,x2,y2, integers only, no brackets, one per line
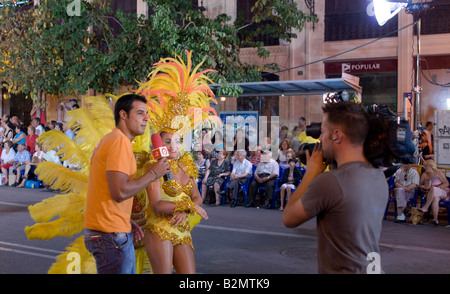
84,229,136,274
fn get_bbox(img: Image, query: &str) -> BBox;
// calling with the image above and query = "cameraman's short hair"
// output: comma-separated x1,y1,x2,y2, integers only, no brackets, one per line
322,101,368,146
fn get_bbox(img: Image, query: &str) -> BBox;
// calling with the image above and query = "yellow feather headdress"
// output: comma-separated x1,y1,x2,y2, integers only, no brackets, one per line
136,50,220,136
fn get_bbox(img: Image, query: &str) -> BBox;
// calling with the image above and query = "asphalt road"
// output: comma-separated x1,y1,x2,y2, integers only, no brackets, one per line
1,185,449,275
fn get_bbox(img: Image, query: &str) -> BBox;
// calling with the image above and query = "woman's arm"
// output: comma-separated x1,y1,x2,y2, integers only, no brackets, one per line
12,133,25,144
437,171,449,189
145,179,177,215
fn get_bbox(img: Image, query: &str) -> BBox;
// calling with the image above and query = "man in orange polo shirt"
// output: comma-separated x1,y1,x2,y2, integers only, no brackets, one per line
84,94,170,274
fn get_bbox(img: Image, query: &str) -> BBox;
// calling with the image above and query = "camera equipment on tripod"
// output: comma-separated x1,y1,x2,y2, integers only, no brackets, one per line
297,104,415,168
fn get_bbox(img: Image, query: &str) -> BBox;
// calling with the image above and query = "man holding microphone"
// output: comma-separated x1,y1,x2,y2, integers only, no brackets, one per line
84,94,171,274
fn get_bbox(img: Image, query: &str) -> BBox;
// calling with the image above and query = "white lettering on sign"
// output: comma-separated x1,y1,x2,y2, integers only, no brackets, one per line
342,62,381,73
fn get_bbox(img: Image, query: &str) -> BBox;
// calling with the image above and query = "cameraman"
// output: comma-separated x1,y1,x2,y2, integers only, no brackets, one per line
283,101,388,274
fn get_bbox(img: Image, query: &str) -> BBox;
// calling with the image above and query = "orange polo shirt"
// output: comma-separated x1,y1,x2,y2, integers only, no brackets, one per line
84,128,137,233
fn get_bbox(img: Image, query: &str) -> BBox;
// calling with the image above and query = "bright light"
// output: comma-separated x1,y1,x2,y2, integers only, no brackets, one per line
447,98,450,110
373,0,408,26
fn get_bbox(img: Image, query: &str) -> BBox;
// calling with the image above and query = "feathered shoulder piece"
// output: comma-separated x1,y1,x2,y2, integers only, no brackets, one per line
136,50,220,136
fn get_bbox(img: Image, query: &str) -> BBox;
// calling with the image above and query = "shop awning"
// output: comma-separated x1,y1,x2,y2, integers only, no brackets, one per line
210,73,361,98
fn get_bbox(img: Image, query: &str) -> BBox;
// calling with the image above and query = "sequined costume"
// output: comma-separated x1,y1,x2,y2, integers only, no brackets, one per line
145,154,199,250
135,50,219,253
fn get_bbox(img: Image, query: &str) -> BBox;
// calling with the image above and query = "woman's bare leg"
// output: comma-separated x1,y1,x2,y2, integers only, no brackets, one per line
173,244,196,274
144,231,174,274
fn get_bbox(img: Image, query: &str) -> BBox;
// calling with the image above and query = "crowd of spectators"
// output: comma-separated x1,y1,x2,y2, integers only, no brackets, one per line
0,99,79,188
193,117,312,210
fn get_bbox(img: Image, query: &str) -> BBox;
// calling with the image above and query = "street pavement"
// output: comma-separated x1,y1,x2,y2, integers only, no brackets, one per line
0,184,449,275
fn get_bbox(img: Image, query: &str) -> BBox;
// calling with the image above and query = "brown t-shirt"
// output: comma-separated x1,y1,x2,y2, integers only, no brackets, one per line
301,161,388,274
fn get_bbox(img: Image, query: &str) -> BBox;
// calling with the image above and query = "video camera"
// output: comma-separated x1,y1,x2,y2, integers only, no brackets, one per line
298,95,416,173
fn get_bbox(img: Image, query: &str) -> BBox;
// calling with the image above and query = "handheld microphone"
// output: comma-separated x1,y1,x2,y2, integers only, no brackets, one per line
151,133,172,181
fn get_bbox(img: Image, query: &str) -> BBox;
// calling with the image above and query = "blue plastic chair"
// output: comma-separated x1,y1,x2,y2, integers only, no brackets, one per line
384,176,397,220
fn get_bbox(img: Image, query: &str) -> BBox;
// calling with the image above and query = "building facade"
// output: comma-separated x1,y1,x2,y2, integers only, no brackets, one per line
1,0,449,130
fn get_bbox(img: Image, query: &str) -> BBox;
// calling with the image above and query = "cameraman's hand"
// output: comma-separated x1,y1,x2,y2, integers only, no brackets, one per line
305,142,327,178
148,158,171,179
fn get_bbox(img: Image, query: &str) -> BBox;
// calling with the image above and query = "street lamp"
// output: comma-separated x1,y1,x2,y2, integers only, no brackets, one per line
373,0,434,131
373,0,408,26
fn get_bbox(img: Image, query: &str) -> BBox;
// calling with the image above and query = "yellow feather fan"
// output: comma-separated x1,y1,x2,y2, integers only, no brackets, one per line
35,162,88,194
25,211,85,240
38,130,91,175
77,95,116,137
28,192,86,223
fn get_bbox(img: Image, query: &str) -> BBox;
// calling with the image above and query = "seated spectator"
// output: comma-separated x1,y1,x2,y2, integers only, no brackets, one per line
212,130,224,151
17,142,44,188
277,139,290,164
54,122,63,132
279,149,296,170
2,121,15,143
418,159,450,226
62,121,75,141
202,150,231,205
246,150,280,209
8,143,31,186
279,158,303,211
279,125,290,143
195,151,210,181
0,141,16,185
46,120,56,130
0,121,4,143
248,145,261,166
26,125,39,154
12,124,26,148
42,145,62,165
393,164,420,222
226,150,252,207
31,117,45,136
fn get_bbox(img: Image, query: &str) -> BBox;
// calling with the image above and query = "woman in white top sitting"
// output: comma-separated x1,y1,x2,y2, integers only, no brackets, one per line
1,141,16,185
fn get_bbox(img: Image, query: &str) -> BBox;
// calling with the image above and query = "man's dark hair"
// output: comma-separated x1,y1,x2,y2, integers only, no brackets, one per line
32,117,41,124
114,94,147,126
322,101,369,146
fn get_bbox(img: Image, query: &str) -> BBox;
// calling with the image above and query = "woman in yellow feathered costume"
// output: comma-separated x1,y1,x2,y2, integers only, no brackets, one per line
135,50,219,274
24,50,219,274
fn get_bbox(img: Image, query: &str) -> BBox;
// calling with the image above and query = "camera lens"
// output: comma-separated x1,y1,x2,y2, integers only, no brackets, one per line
305,122,322,139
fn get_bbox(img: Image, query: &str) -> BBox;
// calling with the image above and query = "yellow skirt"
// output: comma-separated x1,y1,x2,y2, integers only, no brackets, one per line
146,193,199,250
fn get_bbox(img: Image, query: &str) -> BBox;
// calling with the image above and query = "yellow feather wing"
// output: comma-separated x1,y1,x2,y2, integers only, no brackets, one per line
65,108,105,155
28,192,86,223
38,130,91,175
25,211,85,240
35,162,88,194
83,95,115,136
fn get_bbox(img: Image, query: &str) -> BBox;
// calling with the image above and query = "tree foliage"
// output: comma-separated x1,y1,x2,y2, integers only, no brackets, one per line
0,0,316,100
